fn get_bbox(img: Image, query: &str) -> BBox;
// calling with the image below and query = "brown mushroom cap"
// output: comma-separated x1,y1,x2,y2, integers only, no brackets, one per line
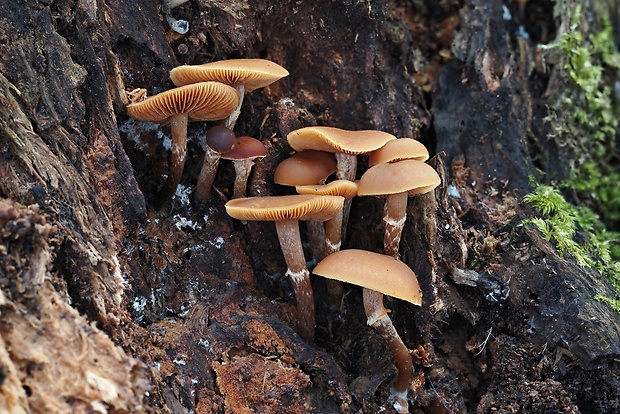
170,59,289,91
357,159,440,197
287,126,396,155
295,180,358,199
225,194,344,222
313,249,422,305
221,136,267,160
274,150,337,186
368,138,430,166
126,81,239,123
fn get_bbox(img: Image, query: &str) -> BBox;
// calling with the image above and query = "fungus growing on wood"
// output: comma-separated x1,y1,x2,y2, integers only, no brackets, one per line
125,81,239,203
170,59,288,200
220,136,267,199
296,180,358,304
194,125,237,201
313,249,422,413
358,159,440,259
274,150,337,187
368,138,430,166
225,194,345,342
170,59,289,129
287,126,396,243
286,126,395,182
274,150,337,261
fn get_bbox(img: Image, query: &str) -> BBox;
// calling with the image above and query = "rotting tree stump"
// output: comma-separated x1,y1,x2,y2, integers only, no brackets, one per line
1,0,619,413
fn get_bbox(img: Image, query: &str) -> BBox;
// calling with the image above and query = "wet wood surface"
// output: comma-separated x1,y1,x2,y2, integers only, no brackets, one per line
1,1,618,413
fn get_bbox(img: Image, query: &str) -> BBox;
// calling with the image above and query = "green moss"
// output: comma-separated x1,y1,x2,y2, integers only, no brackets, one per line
522,184,620,312
540,6,620,228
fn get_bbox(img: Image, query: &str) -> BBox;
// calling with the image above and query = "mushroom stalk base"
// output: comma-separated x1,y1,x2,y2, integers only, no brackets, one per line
160,113,189,204
275,219,315,343
194,146,222,202
231,159,255,199
363,289,412,405
384,192,408,259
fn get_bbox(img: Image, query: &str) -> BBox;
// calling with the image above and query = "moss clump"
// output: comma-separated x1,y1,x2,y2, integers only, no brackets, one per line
540,6,620,229
522,184,620,312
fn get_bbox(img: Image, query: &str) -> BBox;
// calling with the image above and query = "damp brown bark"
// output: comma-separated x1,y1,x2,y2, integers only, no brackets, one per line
1,1,618,413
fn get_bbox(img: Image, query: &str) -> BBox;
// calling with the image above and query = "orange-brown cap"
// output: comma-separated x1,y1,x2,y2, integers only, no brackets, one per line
126,81,239,123
295,180,358,199
225,194,344,222
313,249,422,305
357,159,440,197
368,138,429,166
221,136,267,160
287,126,396,155
274,150,337,186
170,59,289,91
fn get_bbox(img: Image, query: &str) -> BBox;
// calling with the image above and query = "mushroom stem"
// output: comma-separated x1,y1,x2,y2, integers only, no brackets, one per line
231,159,255,199
275,219,315,342
306,221,326,262
335,152,357,244
363,288,412,412
334,152,357,181
324,211,345,305
194,146,222,201
305,178,329,263
383,192,408,259
224,85,245,130
160,113,189,203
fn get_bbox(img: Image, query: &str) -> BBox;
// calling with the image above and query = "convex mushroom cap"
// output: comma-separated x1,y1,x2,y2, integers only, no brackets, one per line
358,159,440,260
368,138,429,166
170,59,290,91
287,126,396,156
313,249,422,305
358,159,440,197
221,136,267,162
125,81,239,123
221,136,268,198
274,150,337,186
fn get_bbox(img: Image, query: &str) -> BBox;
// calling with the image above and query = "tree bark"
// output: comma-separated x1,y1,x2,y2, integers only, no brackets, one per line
1,0,618,413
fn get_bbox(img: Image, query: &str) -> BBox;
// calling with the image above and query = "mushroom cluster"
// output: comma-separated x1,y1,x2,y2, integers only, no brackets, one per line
227,125,440,413
124,58,441,413
126,58,288,204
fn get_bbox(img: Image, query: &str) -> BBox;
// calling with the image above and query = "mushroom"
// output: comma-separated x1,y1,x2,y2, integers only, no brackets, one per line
220,136,267,198
170,58,289,130
193,125,238,201
170,59,288,200
295,180,358,305
313,249,422,413
287,126,396,241
225,194,344,342
368,137,430,166
273,150,337,187
357,159,440,259
274,150,337,262
125,81,239,203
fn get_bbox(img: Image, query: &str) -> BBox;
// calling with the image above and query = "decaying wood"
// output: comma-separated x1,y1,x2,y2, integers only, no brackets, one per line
1,0,619,413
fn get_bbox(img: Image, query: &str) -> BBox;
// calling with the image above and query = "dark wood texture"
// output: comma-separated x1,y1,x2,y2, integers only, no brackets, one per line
1,0,618,413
